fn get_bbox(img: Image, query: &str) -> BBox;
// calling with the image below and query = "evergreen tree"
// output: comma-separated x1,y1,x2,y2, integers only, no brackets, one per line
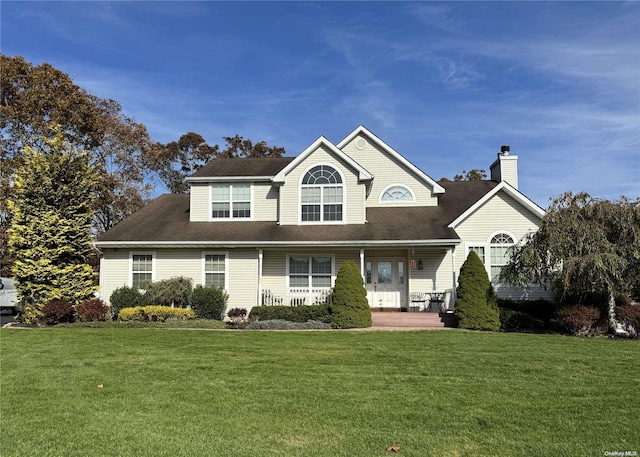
8,128,98,323
454,250,501,331
330,260,372,329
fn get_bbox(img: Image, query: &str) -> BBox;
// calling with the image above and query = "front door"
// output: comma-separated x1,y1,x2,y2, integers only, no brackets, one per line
365,259,406,309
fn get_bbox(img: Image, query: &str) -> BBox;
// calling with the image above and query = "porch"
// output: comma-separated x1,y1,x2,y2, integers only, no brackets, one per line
257,246,458,310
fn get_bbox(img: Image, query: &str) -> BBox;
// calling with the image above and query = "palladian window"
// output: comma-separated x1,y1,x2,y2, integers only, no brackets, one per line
380,185,414,202
301,165,343,222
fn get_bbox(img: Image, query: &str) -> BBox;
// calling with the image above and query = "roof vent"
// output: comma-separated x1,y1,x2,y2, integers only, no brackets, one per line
500,145,510,156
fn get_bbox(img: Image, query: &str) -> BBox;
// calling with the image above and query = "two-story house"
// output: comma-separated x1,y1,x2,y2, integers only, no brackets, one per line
95,125,549,313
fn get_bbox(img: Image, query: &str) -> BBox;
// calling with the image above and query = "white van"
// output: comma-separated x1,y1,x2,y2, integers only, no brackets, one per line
0,277,20,315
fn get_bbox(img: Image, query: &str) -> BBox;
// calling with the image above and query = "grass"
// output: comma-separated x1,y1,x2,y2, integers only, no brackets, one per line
0,328,638,457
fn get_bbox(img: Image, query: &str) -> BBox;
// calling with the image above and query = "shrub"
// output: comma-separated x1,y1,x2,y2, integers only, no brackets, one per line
226,308,249,328
190,285,228,320
556,304,601,336
497,299,556,323
329,260,371,329
142,276,193,308
455,251,500,331
110,286,145,319
76,298,110,322
42,299,75,325
616,304,640,338
247,319,332,330
18,304,44,325
118,306,195,322
249,304,331,323
499,308,545,333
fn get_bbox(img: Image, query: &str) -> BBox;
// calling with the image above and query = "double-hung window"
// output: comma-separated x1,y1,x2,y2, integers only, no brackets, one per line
203,252,227,289
289,256,332,289
301,165,343,222
212,184,251,219
131,253,154,289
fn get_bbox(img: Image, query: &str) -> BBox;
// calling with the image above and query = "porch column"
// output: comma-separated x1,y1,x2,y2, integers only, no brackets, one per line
450,246,457,306
257,249,263,306
360,249,365,282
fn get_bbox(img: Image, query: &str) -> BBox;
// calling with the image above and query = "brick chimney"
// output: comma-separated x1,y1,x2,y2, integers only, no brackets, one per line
490,145,518,189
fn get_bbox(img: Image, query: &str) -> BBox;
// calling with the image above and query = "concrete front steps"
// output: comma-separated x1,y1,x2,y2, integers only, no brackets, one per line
370,310,456,330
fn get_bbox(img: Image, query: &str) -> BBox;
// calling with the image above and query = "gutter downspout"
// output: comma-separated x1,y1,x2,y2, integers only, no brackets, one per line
258,249,263,306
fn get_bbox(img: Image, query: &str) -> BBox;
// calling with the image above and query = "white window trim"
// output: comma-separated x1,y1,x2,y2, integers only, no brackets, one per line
378,183,415,203
298,163,347,225
202,251,229,291
209,183,254,221
129,251,156,289
487,231,517,284
466,244,489,278
286,254,335,290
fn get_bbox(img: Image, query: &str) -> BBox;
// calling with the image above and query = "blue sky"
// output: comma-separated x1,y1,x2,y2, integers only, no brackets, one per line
2,1,639,207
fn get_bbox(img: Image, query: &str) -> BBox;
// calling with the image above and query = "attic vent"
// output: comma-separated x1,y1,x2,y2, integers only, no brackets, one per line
355,138,368,150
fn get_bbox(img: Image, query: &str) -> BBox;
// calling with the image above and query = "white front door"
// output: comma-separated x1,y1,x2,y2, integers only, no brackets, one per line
365,259,406,309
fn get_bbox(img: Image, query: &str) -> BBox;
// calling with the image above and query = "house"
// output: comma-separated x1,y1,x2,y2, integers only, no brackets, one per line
95,125,550,313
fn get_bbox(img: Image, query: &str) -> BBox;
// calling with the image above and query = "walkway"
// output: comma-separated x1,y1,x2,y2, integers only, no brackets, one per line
370,311,456,330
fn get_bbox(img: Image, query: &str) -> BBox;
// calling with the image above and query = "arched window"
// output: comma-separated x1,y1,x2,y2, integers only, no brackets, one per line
490,233,515,282
380,185,414,202
301,165,343,222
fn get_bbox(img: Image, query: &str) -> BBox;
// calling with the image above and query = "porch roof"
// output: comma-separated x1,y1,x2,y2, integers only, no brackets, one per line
96,180,498,248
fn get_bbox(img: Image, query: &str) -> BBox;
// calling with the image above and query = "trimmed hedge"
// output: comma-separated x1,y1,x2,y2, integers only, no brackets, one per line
497,299,556,323
246,319,332,330
499,308,545,333
329,260,372,329
454,250,500,331
118,306,195,322
249,304,331,323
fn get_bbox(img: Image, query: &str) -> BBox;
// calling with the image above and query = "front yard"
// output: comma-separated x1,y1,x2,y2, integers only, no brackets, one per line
0,329,638,456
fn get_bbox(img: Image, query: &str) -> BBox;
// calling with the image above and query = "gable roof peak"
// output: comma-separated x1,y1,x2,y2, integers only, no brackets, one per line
272,135,373,184
337,125,445,195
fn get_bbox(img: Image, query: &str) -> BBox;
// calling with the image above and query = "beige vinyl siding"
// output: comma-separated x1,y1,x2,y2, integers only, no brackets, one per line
189,184,210,221
278,145,366,225
100,248,260,308
227,250,259,309
340,134,438,207
99,249,130,303
406,248,453,293
454,190,552,300
191,182,277,222
253,182,279,221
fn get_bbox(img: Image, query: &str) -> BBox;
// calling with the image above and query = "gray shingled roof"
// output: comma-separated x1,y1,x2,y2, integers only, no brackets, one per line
96,180,499,246
190,157,295,178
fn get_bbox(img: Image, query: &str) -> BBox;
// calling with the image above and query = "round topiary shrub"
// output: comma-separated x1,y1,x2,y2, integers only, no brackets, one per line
190,285,228,320
110,286,145,320
329,260,372,329
454,250,501,331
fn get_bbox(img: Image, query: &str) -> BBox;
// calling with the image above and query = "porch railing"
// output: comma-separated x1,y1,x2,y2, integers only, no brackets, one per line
261,288,333,306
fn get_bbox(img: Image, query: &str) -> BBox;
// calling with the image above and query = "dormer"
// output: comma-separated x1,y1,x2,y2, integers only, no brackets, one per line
272,136,373,225
186,158,293,222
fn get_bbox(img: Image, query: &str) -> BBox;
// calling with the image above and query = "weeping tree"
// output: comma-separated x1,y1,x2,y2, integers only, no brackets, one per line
8,127,98,323
501,192,640,337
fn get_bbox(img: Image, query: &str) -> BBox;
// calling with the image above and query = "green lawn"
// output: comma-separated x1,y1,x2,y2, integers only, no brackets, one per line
1,328,638,457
